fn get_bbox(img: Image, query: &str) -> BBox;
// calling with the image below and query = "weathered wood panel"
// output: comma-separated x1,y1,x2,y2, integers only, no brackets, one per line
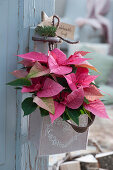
16,0,55,169
0,0,18,169
0,0,8,165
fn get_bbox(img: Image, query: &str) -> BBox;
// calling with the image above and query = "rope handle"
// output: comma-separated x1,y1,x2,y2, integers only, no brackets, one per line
65,114,95,133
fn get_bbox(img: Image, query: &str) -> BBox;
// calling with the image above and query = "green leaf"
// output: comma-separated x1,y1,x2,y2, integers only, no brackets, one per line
15,87,22,90
80,109,85,115
83,107,92,120
40,107,49,117
66,108,81,125
87,111,92,120
72,65,77,73
7,78,31,86
22,97,37,116
20,66,32,70
90,82,99,88
84,97,90,104
62,111,70,121
57,77,69,88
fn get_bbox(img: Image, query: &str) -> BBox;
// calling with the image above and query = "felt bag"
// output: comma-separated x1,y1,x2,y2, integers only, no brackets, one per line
29,108,92,156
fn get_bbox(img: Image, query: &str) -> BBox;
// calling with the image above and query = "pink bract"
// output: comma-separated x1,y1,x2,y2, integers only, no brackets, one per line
73,51,98,72
37,78,64,97
33,96,55,114
66,53,91,65
11,70,28,78
48,53,72,75
48,49,92,75
64,73,77,91
50,48,67,65
74,51,91,56
65,67,98,90
49,101,65,123
66,87,84,109
75,67,98,88
84,99,109,119
84,85,103,101
76,60,98,72
17,52,48,63
27,61,50,78
22,84,41,93
18,59,35,67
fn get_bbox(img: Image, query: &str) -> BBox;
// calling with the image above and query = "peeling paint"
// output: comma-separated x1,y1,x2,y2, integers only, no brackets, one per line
34,152,38,170
28,145,32,170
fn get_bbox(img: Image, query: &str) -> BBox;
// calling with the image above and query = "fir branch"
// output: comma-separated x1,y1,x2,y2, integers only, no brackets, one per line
35,26,57,37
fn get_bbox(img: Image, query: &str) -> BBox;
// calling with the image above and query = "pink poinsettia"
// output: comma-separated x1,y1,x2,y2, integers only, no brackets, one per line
49,101,65,123
27,61,50,78
66,51,91,65
8,48,109,125
22,84,41,93
65,67,98,90
37,78,64,97
84,99,109,119
48,49,72,75
34,82,84,123
21,77,42,93
11,70,28,78
48,48,91,75
18,59,35,67
49,87,84,123
17,51,48,63
73,51,98,72
84,85,103,101
22,75,65,96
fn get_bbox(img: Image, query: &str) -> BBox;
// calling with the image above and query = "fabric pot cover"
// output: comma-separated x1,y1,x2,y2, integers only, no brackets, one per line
29,108,88,156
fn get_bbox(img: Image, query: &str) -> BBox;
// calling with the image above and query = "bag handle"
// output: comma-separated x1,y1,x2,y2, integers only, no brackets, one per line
66,114,95,133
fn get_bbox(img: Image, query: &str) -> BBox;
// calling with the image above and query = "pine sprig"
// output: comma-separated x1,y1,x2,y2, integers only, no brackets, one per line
35,26,57,37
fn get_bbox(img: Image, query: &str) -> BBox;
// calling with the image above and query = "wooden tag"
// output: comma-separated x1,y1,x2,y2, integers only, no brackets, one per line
38,12,75,40
57,22,75,40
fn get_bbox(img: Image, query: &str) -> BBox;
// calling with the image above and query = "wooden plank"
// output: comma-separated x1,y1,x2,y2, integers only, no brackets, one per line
0,0,8,164
76,154,98,170
6,0,18,169
60,161,81,170
24,0,35,28
16,0,55,169
0,0,18,169
96,152,113,170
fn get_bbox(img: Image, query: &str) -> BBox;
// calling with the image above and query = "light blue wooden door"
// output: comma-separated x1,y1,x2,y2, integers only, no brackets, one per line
0,0,18,169
0,0,55,169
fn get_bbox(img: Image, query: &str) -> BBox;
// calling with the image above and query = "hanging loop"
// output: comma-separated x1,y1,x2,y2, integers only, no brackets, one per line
52,15,60,29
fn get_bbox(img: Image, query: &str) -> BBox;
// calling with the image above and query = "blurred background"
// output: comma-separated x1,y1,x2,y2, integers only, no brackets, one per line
49,0,113,169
